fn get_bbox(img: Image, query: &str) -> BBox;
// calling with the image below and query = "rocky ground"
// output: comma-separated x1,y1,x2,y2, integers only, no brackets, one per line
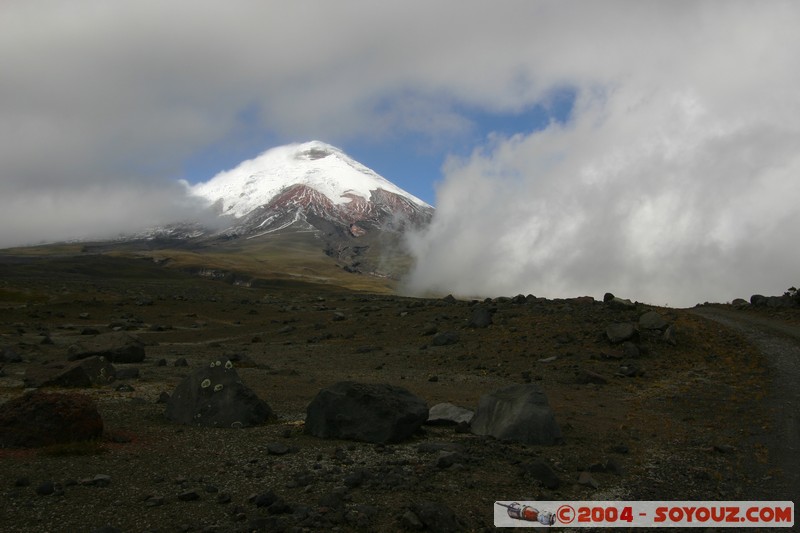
0,255,795,532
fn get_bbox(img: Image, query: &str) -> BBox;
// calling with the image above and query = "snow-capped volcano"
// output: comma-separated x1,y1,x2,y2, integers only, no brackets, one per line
190,141,432,236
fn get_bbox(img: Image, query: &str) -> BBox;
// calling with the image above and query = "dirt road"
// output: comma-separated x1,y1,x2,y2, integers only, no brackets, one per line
691,306,800,503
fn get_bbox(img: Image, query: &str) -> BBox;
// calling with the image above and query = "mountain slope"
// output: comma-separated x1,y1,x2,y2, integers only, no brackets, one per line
190,141,433,237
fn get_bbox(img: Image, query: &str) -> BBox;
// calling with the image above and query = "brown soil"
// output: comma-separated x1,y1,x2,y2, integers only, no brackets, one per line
0,258,793,532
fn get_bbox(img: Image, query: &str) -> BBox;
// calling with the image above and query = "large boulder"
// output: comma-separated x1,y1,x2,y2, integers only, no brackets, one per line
467,306,493,328
67,332,145,363
165,359,274,428
24,356,116,388
305,381,429,444
470,384,562,445
0,391,103,448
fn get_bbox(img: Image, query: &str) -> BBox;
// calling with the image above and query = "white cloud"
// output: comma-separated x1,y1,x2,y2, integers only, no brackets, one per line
1,1,798,303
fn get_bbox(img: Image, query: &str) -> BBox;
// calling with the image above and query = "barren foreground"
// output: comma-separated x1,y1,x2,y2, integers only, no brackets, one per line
0,255,794,532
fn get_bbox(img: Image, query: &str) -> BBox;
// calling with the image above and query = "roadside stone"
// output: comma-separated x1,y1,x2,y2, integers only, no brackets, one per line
305,381,428,444
470,384,562,445
165,359,275,428
0,391,103,448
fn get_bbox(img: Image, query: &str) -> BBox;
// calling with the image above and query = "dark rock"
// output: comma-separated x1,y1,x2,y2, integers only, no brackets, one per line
305,381,428,444
178,489,200,501
578,471,599,489
343,467,371,488
639,311,667,330
91,474,111,487
80,328,100,336
606,323,636,344
0,391,103,448
442,294,457,304
114,367,140,380
520,459,561,489
663,325,677,346
603,292,615,303
470,384,562,445
607,296,636,309
576,369,608,385
254,490,279,508
14,477,30,487
114,383,134,392
165,359,275,428
66,332,145,363
24,356,116,388
431,331,460,346
436,451,464,469
467,307,493,328
173,357,189,367
750,294,767,306
401,510,424,530
621,341,640,358
410,501,463,533
266,442,290,455
731,298,749,307
1,347,22,363
36,481,55,496
426,403,474,425
156,391,170,404
155,358,167,366
420,324,438,336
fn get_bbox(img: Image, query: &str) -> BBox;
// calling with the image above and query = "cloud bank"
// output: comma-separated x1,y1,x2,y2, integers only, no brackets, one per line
2,1,798,305
404,1,800,306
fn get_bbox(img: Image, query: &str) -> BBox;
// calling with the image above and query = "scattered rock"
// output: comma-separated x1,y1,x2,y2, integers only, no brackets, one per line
606,323,637,344
173,357,189,367
663,324,677,346
606,296,636,309
578,471,599,489
24,356,116,388
36,481,56,496
305,381,428,444
178,489,200,501
0,391,103,448
576,369,608,385
408,501,463,533
621,341,640,358
426,403,474,426
165,359,275,428
639,311,668,330
67,332,145,363
470,384,563,445
114,367,140,380
520,459,561,489
266,442,291,455
431,331,460,346
467,306,493,328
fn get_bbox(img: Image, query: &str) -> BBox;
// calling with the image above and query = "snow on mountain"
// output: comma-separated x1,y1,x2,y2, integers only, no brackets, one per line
190,141,431,219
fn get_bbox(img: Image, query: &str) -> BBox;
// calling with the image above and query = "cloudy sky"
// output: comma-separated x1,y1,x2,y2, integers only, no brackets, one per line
2,1,799,306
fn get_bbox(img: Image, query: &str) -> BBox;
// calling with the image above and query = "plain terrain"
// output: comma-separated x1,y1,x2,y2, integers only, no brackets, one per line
0,252,795,531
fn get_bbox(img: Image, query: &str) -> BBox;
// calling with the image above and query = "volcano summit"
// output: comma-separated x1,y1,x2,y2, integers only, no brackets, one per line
189,141,433,239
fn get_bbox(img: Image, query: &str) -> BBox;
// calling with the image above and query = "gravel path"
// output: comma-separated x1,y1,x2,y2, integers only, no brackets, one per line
690,306,800,503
